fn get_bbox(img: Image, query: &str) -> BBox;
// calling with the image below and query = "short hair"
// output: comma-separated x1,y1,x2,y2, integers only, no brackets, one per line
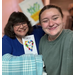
39,5,63,23
4,11,33,38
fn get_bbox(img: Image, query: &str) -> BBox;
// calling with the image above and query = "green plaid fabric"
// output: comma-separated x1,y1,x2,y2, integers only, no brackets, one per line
2,54,43,75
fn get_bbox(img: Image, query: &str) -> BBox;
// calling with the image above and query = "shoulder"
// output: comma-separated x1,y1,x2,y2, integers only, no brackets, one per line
32,25,45,34
62,29,73,44
64,29,73,34
63,29,73,39
33,25,42,31
2,35,16,43
2,35,11,40
2,35,11,45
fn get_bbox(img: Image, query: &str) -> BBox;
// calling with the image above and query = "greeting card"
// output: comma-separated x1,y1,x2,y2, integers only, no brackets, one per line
22,35,38,55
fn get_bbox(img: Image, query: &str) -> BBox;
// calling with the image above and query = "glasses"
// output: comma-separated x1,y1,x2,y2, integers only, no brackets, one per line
14,22,27,27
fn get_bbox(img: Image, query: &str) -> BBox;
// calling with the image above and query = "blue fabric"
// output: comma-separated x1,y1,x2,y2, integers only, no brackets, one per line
2,53,43,75
2,25,45,56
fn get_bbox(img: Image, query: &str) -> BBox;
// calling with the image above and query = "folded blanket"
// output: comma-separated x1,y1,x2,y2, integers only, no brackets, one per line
2,54,43,75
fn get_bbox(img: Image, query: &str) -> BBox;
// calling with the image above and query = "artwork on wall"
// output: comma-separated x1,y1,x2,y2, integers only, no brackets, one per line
19,0,44,26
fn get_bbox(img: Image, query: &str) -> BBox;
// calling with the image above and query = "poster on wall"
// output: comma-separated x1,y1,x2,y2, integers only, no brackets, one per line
22,35,38,55
19,0,44,26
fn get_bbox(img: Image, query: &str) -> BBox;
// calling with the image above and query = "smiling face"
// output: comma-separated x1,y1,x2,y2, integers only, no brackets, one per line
13,22,29,38
40,8,64,37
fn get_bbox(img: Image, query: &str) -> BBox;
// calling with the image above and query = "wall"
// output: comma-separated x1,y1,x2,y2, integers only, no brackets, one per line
2,0,23,36
50,0,73,10
2,0,73,36
50,0,73,28
2,0,45,36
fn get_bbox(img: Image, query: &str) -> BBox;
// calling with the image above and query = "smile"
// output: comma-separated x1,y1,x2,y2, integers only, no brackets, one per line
19,29,26,32
48,26,57,30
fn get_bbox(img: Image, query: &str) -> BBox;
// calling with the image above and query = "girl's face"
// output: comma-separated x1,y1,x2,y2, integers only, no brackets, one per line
13,22,29,38
40,8,64,37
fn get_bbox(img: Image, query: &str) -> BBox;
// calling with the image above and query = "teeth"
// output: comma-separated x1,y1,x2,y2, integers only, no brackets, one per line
20,30,24,31
21,30,25,31
19,30,25,32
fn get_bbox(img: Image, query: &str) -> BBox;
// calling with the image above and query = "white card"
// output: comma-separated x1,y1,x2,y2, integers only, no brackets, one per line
22,35,38,55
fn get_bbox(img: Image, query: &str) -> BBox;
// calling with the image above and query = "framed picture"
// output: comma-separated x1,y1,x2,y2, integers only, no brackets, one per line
19,0,44,26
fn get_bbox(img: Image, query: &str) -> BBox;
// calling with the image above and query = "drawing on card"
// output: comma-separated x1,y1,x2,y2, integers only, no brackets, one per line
25,40,34,51
22,35,38,55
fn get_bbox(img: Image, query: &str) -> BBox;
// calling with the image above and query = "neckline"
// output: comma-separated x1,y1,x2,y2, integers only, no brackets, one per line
16,37,23,45
46,30,65,44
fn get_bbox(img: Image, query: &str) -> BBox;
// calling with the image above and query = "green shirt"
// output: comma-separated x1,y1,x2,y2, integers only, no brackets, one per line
39,29,73,75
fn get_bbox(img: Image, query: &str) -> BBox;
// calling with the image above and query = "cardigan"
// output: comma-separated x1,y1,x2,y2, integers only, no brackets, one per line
2,25,45,56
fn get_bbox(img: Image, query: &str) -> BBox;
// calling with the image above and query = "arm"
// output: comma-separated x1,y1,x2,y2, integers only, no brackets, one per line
60,31,73,75
66,34,73,75
2,35,12,56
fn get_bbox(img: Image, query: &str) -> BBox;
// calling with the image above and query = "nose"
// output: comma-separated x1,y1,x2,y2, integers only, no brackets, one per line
49,20,54,27
20,24,24,28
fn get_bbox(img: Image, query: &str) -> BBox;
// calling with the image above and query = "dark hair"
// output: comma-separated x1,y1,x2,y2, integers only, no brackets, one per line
4,11,33,38
39,5,63,23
